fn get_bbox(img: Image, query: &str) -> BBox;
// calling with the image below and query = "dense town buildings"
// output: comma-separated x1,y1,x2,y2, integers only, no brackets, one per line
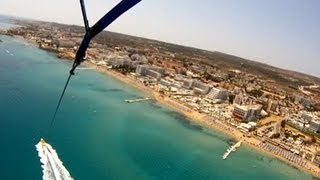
2,20,320,173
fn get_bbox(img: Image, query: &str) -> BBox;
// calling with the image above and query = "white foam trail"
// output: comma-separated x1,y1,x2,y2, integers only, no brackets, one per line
36,138,73,180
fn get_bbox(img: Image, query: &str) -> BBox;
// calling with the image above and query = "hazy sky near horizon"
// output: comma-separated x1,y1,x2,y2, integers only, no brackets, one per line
1,0,320,77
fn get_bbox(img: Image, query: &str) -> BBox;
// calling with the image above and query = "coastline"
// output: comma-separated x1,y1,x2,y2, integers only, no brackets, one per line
10,34,320,178
85,61,320,178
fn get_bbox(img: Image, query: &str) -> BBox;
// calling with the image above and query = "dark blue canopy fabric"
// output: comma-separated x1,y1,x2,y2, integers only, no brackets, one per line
49,0,141,131
71,0,141,74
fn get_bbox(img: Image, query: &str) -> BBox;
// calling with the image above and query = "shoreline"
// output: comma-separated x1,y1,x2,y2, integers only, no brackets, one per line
85,61,320,178
11,34,320,178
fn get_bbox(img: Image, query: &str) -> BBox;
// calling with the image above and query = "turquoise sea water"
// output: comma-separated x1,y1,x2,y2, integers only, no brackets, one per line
0,33,314,179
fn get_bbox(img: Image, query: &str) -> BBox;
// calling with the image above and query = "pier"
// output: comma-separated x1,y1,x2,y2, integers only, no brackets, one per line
125,97,152,103
222,140,242,160
77,67,94,70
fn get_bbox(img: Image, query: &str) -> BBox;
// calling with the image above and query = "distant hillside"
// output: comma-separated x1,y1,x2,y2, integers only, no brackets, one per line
93,29,319,87
209,52,320,85
13,19,320,87
94,29,320,86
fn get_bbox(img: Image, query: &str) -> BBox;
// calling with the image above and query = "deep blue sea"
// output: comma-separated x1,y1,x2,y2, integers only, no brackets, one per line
0,30,314,179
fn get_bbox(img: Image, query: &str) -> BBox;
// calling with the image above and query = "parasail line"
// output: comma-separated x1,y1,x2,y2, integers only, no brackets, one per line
48,72,72,132
48,0,142,131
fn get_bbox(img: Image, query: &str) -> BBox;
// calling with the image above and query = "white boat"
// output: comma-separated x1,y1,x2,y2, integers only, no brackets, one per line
36,138,73,180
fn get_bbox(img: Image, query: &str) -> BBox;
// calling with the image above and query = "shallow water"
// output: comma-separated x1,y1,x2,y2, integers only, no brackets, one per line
0,33,313,179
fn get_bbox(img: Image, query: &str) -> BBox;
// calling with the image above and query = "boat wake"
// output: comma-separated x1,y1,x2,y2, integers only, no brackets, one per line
35,138,73,180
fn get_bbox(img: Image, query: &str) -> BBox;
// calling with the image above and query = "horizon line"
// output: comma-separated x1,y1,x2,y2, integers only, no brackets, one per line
1,13,319,80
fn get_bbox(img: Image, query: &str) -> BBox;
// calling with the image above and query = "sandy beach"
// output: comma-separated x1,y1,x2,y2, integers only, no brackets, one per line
83,61,320,178
11,34,320,178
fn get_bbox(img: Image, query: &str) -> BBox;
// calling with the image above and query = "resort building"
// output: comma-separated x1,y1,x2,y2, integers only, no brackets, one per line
159,79,171,86
268,100,278,112
237,122,257,133
294,95,311,108
136,65,149,75
233,94,243,105
309,119,320,133
206,87,229,101
299,111,314,123
192,80,210,95
183,79,194,89
233,104,262,122
136,65,165,80
146,70,162,80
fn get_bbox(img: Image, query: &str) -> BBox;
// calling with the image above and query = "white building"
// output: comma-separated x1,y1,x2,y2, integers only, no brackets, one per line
192,80,210,95
109,58,135,68
136,65,165,80
146,70,162,80
233,104,262,122
233,94,243,105
130,54,148,63
159,79,171,86
136,65,149,75
238,123,255,133
183,79,193,89
233,105,248,120
96,61,107,66
207,87,229,100
247,105,263,121
171,81,183,89
269,100,278,112
299,111,314,123
309,119,320,133
182,79,210,94
294,95,311,108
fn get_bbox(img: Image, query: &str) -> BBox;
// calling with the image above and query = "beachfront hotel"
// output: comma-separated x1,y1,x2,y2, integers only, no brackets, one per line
233,104,262,122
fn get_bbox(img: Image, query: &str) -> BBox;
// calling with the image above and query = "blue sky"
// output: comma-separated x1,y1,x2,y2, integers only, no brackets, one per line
1,0,319,77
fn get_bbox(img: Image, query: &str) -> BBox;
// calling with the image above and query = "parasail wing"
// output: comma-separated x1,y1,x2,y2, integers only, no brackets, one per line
48,0,141,135
72,0,142,73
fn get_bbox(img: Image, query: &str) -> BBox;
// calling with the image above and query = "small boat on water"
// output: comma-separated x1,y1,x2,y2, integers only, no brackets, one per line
36,138,73,180
4,49,13,56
